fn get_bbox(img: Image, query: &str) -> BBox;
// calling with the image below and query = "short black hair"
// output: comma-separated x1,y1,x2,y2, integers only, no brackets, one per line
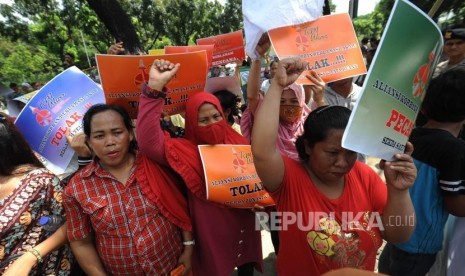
295,106,351,161
361,37,369,44
0,113,44,175
213,90,241,125
422,68,465,123
65,52,75,59
9,83,18,89
82,104,137,153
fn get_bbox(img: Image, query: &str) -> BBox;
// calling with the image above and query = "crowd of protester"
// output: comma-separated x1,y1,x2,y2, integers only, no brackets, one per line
1,21,464,276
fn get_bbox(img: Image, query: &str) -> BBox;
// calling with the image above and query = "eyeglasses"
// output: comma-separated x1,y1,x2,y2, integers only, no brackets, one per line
445,41,465,47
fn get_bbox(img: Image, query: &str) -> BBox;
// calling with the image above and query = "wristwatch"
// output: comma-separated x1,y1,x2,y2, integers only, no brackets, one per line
182,240,195,246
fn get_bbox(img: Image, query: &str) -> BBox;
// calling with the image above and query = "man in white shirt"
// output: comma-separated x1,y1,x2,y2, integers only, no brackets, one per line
324,77,362,110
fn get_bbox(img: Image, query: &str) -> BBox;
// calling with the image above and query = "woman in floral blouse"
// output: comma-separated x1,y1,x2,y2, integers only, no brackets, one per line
0,113,73,275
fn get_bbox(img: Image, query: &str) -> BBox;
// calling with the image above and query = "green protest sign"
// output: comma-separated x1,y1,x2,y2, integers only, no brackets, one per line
342,0,443,160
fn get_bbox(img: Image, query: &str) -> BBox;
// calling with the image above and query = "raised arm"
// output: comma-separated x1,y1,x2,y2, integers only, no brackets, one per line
246,34,271,113
381,142,416,243
252,58,307,192
136,59,180,166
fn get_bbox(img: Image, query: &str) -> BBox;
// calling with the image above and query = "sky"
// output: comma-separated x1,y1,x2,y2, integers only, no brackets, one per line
333,0,380,16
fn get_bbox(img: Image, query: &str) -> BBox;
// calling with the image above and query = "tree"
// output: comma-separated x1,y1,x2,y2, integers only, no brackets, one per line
0,0,112,72
353,8,385,39
123,0,167,51
86,0,144,54
374,0,465,28
220,0,242,33
0,40,58,83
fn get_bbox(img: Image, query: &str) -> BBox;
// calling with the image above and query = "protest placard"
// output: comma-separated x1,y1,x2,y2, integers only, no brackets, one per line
165,45,214,69
197,30,245,66
269,13,366,84
7,91,38,118
199,145,275,208
342,0,443,160
96,52,208,118
14,66,105,174
148,49,165,55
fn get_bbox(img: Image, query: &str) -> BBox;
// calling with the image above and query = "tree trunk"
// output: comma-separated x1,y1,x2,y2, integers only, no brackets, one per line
85,0,144,54
323,0,331,15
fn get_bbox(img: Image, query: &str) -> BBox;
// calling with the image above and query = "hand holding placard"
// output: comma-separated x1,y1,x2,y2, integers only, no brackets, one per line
149,59,181,91
66,131,91,158
304,71,326,106
380,142,417,192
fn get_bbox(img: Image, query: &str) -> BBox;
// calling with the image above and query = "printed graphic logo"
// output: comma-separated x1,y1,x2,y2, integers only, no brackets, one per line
135,59,149,90
31,94,71,127
30,106,52,126
412,51,434,99
231,147,247,174
295,26,310,52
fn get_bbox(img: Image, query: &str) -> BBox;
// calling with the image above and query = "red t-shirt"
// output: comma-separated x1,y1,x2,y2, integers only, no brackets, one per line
270,157,387,275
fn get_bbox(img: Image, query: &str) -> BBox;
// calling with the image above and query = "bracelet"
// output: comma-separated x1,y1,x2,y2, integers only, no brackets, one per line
182,240,195,246
142,83,167,99
27,248,43,263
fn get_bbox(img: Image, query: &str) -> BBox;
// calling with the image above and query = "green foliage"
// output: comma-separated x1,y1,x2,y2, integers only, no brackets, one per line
353,0,465,41
353,9,385,40
0,0,244,84
0,40,58,84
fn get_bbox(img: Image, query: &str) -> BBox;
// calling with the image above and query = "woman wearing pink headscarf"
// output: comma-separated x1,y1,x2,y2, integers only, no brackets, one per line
240,34,326,161
240,34,326,256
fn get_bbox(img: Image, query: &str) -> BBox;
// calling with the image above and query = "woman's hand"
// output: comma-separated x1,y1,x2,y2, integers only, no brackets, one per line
381,142,417,191
272,58,308,89
148,59,180,91
251,204,266,213
304,71,326,106
66,132,92,157
3,251,37,276
107,42,125,55
256,33,271,58
177,245,193,275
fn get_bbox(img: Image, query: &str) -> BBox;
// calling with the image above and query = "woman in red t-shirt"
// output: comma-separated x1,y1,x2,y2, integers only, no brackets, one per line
251,57,417,275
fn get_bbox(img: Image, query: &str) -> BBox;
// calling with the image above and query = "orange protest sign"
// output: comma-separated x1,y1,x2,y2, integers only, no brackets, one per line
96,52,207,118
199,145,275,208
165,45,214,69
268,13,366,84
197,30,245,66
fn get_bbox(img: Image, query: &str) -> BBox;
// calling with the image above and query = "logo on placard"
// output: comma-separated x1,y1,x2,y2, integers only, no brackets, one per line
295,26,310,52
30,106,52,126
412,51,435,99
231,147,247,174
135,59,150,90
